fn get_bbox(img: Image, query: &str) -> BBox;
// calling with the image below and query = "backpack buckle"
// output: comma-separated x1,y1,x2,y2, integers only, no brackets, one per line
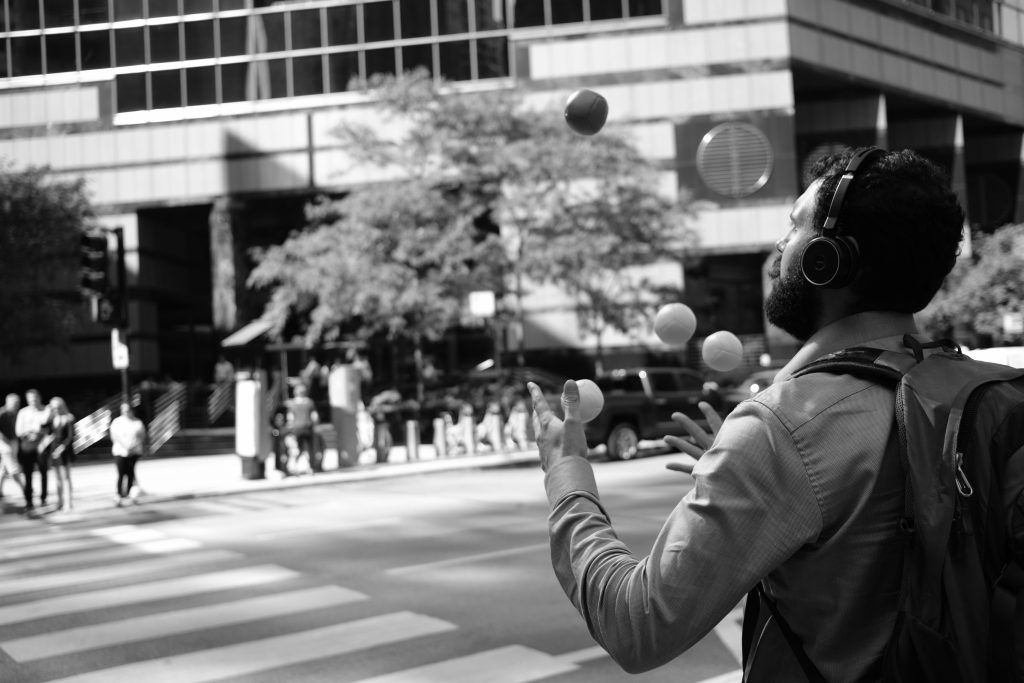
954,451,974,498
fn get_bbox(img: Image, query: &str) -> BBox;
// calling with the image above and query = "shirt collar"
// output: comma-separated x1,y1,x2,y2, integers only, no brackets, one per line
774,311,919,382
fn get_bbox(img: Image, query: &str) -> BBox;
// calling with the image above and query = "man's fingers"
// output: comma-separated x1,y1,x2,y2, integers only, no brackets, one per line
561,380,581,423
527,382,552,425
665,434,705,459
670,412,713,449
665,461,696,475
698,401,724,435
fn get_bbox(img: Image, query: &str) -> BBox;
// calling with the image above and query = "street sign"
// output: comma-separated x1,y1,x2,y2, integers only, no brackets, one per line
111,329,130,370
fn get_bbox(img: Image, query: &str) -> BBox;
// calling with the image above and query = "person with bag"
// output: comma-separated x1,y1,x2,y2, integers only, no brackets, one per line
109,402,147,507
528,147,1023,681
15,389,51,511
45,397,76,513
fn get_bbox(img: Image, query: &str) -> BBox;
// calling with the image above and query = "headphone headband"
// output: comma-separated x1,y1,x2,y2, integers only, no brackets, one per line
821,147,884,235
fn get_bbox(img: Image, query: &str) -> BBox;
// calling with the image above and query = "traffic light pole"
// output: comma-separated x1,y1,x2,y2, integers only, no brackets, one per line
113,227,130,408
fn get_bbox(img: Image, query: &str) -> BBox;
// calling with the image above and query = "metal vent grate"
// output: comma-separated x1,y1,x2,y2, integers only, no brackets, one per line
696,122,773,198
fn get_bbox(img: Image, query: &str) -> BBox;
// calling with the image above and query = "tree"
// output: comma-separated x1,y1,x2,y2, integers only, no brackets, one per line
248,70,697,394
919,223,1024,346
0,161,93,358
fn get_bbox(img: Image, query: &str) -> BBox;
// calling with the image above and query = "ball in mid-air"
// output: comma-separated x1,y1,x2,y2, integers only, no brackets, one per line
575,378,604,423
701,331,744,372
564,89,608,136
654,303,697,346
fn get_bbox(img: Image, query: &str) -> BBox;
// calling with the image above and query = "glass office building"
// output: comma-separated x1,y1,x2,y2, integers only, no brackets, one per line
1,0,1023,388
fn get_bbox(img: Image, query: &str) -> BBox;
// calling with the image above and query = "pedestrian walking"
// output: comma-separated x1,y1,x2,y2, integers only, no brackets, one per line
284,384,318,474
45,397,76,512
503,399,531,451
0,393,27,507
15,389,50,510
109,402,147,506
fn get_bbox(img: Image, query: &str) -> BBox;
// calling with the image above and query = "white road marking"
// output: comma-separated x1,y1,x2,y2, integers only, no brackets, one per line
0,538,201,578
0,565,298,626
0,549,240,598
47,611,457,683
1,536,110,560
386,543,549,576
552,645,607,665
696,670,743,683
713,602,745,664
3,585,368,662
353,644,579,683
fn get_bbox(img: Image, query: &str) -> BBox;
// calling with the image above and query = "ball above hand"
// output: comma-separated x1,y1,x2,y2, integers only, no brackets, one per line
564,89,608,136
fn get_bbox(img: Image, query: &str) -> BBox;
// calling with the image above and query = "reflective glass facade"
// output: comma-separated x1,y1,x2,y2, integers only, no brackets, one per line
0,0,666,114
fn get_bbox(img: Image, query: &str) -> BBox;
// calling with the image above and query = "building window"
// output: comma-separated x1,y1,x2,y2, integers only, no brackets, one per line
149,22,182,63
515,0,546,27
9,3,41,31
292,54,324,95
219,0,247,10
697,122,773,199
43,1,77,29
184,20,215,59
552,1,583,24
628,0,662,17
114,0,145,22
148,0,180,18
218,17,248,56
364,2,395,42
365,46,396,79
186,64,217,104
183,0,214,14
291,9,322,50
328,51,359,91
400,0,432,38
438,0,468,34
220,62,249,102
326,5,358,45
0,40,7,78
402,43,433,75
10,36,42,76
115,27,146,66
151,69,183,108
476,37,507,78
80,29,112,69
116,72,148,112
79,0,110,25
439,40,470,81
590,0,624,21
45,32,77,73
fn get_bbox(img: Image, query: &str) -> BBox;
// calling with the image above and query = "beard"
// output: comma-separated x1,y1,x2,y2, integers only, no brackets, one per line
764,256,822,342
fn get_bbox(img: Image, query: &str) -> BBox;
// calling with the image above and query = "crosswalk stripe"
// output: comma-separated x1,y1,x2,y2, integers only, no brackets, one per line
2,585,369,662
1,536,110,561
2,528,87,549
0,565,298,626
47,610,457,683
0,538,201,578
0,549,241,598
352,645,580,683
386,543,549,576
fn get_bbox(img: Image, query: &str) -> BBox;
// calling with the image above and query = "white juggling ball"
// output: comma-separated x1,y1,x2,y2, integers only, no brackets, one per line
575,378,604,423
654,303,697,346
702,331,744,372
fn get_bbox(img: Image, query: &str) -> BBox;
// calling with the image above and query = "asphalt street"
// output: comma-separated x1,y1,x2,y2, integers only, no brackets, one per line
0,453,743,683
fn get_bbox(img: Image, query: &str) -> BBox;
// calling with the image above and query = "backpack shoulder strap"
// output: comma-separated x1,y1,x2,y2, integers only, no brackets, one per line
792,346,915,385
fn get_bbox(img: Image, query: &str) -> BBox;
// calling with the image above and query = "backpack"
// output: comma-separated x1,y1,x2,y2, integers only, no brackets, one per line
747,334,1024,682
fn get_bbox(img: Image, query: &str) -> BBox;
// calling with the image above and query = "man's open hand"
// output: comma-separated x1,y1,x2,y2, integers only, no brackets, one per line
664,401,723,475
527,380,589,472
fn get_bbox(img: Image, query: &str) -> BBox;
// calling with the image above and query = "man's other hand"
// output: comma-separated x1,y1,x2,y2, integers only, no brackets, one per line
664,401,722,475
527,380,589,472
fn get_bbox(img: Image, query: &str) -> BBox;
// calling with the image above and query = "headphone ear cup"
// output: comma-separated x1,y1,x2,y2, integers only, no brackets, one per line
801,236,858,288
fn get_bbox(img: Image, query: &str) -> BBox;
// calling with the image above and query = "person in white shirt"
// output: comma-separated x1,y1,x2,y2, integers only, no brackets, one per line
15,389,51,510
109,403,147,507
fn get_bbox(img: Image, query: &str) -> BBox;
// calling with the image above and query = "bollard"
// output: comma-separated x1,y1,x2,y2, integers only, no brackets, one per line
405,420,420,461
432,417,447,458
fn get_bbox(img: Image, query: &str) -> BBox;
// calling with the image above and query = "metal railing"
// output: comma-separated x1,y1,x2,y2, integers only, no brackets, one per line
148,383,188,453
72,393,124,454
206,378,234,424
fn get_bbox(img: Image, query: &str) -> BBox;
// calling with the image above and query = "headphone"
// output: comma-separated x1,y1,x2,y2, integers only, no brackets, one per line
801,147,885,288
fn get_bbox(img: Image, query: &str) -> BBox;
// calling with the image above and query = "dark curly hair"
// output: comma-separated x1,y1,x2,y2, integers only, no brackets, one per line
806,148,965,313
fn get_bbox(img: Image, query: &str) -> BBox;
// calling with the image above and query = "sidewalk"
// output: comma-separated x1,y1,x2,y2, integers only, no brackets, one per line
3,443,541,518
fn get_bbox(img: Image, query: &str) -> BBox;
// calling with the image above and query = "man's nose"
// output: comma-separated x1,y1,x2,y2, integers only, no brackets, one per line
775,236,787,254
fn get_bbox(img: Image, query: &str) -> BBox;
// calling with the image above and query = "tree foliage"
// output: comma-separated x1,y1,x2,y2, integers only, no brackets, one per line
248,70,696,350
0,161,93,357
919,223,1024,345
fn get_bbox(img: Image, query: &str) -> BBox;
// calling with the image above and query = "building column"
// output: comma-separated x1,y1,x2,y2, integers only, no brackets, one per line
209,197,249,333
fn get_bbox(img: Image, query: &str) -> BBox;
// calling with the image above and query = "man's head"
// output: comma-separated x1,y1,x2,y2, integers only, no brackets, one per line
5,393,20,410
766,148,965,340
294,384,308,398
120,402,133,417
25,389,42,408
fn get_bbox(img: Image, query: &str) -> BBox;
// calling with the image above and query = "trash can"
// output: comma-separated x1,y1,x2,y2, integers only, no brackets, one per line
235,369,268,480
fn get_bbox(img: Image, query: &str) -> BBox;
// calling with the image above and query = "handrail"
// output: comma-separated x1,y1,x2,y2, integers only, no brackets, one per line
72,392,136,454
148,383,187,453
207,378,234,424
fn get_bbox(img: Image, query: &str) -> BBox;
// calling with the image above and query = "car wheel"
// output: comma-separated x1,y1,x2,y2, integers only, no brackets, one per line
606,423,640,461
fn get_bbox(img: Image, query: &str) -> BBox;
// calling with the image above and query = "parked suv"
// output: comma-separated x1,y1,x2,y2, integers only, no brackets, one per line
583,367,722,461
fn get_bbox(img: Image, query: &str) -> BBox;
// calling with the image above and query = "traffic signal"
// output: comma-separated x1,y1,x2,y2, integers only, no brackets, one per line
80,231,109,295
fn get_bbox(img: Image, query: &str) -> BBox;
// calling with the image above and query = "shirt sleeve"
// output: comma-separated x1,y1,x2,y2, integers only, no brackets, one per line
544,399,824,673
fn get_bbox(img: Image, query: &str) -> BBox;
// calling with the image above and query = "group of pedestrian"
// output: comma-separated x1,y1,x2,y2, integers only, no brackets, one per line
269,383,321,476
434,398,532,457
0,389,77,513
